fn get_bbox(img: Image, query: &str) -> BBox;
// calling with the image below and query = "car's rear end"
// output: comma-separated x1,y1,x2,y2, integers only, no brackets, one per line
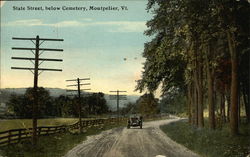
127,116,143,129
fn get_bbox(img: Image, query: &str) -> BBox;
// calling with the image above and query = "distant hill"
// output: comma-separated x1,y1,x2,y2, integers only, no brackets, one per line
105,94,139,110
0,88,67,97
0,88,140,111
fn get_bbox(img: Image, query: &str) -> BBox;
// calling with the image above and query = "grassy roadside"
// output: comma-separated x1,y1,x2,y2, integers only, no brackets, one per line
0,118,79,132
160,120,250,157
0,122,126,157
0,115,169,132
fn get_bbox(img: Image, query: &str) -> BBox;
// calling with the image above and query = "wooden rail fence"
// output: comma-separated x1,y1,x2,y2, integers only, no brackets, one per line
0,117,127,147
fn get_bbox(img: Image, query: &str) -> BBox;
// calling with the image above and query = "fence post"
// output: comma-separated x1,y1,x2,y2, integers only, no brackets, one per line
60,126,63,133
38,127,41,136
18,130,21,142
47,128,50,135
62,125,67,133
8,130,11,145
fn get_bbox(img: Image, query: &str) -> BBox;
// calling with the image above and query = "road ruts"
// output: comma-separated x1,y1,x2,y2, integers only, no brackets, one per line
63,118,200,157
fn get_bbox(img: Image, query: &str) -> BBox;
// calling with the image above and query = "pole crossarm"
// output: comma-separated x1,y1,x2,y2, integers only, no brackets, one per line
109,97,127,99
109,95,126,98
67,84,89,87
12,37,64,41
109,95,127,97
67,84,78,87
110,98,127,100
66,89,78,92
11,35,63,146
66,78,90,82
12,47,63,52
79,83,91,86
11,57,63,62
65,77,91,133
110,91,127,93
109,90,127,121
67,83,91,87
66,79,77,82
38,68,62,71
11,67,62,71
109,94,127,96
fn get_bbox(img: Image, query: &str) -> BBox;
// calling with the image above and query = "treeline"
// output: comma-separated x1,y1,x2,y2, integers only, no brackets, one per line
136,0,249,135
159,89,187,115
7,87,110,118
120,93,160,117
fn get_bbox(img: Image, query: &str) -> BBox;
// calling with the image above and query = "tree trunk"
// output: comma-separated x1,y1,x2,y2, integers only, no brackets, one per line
193,85,198,127
220,93,226,123
190,41,201,128
205,45,215,129
195,53,204,128
198,64,204,128
242,85,250,123
188,84,192,124
238,94,241,124
226,94,231,122
191,82,196,126
227,31,239,135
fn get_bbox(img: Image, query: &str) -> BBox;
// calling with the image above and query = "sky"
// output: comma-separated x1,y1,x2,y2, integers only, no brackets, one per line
0,1,156,96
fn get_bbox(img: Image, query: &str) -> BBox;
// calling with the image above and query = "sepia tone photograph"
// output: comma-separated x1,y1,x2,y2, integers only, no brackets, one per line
0,0,249,157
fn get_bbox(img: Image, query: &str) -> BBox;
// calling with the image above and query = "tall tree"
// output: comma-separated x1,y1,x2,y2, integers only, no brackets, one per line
215,0,249,135
137,93,159,117
8,87,53,118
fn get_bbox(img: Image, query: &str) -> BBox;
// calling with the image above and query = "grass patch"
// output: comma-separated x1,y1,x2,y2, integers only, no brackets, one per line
143,115,170,122
0,121,126,157
0,118,85,132
160,120,250,157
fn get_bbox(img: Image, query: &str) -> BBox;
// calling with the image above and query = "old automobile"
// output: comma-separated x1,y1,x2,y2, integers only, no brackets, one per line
127,115,143,129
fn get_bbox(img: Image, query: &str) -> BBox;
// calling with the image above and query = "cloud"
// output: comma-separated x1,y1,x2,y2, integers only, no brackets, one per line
95,21,147,32
4,19,44,26
3,19,147,32
56,21,83,27
3,19,83,27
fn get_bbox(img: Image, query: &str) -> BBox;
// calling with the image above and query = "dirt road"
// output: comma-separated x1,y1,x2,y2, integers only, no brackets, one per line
63,118,200,157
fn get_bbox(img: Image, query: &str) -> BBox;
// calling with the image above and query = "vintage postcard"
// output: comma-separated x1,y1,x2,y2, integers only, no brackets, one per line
0,0,249,157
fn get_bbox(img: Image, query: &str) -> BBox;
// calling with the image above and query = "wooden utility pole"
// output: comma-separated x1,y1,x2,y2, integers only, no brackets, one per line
109,90,127,123
33,36,39,146
11,35,63,145
66,78,90,133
